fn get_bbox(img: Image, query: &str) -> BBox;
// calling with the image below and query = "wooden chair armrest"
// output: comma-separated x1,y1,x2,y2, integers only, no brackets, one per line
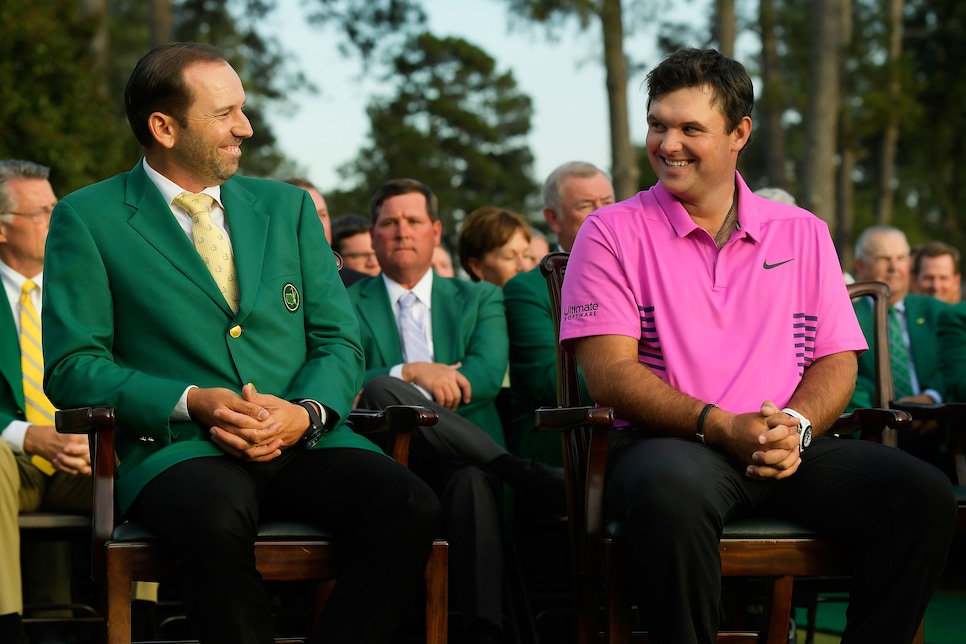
829,407,913,441
535,405,615,431
349,405,438,468
890,401,966,422
55,406,116,579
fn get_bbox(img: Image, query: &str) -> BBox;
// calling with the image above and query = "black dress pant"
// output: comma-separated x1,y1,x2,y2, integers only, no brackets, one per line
129,447,440,644
606,434,956,644
358,376,506,635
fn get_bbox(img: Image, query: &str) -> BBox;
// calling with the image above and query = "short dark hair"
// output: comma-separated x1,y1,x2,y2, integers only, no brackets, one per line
912,240,961,275
0,159,50,219
124,42,228,149
646,48,754,134
457,207,531,281
331,214,372,253
283,177,316,191
369,178,438,224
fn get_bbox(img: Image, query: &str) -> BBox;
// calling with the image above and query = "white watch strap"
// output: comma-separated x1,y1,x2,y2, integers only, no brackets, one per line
781,407,810,450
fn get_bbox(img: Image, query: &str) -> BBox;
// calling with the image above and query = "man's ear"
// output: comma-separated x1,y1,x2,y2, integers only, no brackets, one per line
543,206,561,234
148,112,179,150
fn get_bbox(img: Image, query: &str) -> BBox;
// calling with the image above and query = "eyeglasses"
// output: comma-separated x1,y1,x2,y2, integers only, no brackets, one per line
1,205,55,221
341,251,378,261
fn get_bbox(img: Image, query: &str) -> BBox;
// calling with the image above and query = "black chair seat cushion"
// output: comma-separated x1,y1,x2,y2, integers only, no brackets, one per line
604,517,826,541
112,521,337,542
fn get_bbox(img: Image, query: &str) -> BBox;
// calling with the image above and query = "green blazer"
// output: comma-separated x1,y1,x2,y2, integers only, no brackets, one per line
42,161,380,515
0,298,28,428
849,293,949,410
503,267,590,467
938,301,966,402
347,274,508,446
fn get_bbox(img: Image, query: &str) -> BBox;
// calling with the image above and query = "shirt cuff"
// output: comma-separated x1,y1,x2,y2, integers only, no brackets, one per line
1,421,30,453
389,364,434,400
923,388,943,404
298,399,328,426
173,385,196,422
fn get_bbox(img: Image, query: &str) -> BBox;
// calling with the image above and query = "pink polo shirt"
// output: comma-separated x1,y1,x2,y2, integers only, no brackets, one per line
560,174,866,417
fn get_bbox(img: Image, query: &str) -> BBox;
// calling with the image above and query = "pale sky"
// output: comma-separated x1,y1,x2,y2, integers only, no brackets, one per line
265,0,709,194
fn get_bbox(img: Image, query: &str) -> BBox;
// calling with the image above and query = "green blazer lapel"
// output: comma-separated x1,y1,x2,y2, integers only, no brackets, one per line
124,165,231,313
904,297,938,377
430,278,464,365
0,303,24,407
221,180,267,318
358,277,403,365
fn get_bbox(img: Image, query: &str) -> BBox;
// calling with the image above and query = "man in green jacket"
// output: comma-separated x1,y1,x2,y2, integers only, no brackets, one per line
851,225,950,467
503,162,615,466
42,43,438,644
349,178,561,644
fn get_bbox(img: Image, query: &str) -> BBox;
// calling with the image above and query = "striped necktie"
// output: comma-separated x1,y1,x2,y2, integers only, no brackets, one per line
173,191,240,313
888,306,914,400
399,291,433,364
20,280,56,475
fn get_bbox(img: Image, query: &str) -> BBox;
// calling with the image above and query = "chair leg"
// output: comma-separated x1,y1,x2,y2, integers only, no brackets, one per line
763,576,794,644
424,539,448,644
105,562,133,644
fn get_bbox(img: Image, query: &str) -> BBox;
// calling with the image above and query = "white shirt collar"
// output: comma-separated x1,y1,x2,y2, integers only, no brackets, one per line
382,270,434,315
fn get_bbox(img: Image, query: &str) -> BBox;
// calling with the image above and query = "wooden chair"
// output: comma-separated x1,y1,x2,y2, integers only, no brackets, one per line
534,253,915,644
56,404,449,644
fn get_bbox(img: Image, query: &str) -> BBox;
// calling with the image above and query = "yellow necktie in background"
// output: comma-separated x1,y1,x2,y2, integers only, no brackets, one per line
173,191,240,313
20,279,56,476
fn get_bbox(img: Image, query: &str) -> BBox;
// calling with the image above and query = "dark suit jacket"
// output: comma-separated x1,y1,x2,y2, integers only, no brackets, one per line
42,160,380,515
347,274,509,446
850,293,949,410
503,267,590,466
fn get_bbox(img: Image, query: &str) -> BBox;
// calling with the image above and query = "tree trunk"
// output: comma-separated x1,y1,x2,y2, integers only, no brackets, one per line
600,0,638,200
717,0,736,57
800,0,843,229
836,0,855,269
150,0,173,48
874,0,904,224
83,0,109,101
757,0,788,190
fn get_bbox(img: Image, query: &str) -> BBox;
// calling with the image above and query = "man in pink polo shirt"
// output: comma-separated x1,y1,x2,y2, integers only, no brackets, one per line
560,48,955,644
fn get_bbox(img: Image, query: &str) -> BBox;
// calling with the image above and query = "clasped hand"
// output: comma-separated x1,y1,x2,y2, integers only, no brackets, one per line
188,384,309,462
724,400,802,481
401,361,472,410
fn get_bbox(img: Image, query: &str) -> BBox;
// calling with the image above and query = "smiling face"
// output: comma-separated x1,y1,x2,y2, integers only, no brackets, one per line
371,191,441,288
916,253,961,304
855,230,911,305
544,172,614,253
645,85,751,210
151,60,253,191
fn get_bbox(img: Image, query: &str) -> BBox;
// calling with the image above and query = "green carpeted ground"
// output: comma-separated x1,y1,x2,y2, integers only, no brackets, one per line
794,590,966,643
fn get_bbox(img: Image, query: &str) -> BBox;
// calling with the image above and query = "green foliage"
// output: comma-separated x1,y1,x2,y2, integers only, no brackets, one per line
0,0,308,195
0,0,136,195
335,32,538,246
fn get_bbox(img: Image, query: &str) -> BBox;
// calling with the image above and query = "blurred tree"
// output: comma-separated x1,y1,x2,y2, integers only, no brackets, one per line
499,0,639,200
0,0,131,195
332,32,537,246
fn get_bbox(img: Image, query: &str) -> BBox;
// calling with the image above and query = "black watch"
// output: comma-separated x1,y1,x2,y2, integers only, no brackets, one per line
294,399,326,448
782,407,813,454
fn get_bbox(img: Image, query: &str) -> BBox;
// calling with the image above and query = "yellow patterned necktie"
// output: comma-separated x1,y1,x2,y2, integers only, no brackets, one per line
20,280,56,475
173,191,240,313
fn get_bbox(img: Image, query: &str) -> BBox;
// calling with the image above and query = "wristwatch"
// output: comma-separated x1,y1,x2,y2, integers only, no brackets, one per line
781,407,813,453
294,399,326,448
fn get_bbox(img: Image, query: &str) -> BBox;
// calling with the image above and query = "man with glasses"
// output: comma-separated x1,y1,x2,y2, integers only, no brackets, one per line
0,159,91,644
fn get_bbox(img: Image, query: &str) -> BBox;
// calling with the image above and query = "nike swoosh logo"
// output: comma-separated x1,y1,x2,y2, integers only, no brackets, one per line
763,258,795,269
